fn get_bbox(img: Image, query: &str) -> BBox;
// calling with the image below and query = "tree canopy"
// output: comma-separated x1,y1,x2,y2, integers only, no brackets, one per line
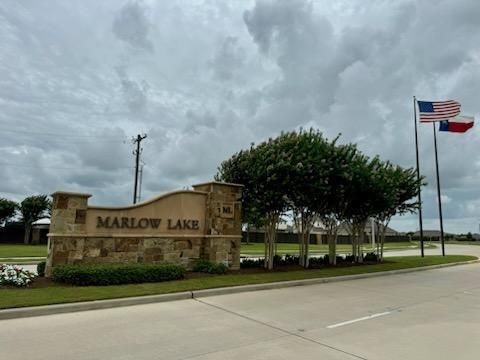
20,195,52,244
0,198,18,226
217,128,422,267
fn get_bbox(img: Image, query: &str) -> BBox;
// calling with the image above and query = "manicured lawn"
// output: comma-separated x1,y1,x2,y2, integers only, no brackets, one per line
1,259,44,264
240,241,433,255
0,244,48,258
0,255,475,310
0,242,434,259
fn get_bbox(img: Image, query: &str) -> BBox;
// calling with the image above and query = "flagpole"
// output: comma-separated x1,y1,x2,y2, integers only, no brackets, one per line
413,96,425,257
432,123,445,256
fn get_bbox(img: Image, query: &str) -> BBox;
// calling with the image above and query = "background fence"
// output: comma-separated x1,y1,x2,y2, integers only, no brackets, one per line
242,231,411,244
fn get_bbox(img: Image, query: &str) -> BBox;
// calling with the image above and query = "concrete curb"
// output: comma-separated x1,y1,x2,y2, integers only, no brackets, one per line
0,292,193,320
1,259,478,320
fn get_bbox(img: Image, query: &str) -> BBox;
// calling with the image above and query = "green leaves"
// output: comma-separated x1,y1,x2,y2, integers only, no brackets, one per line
217,128,423,227
0,198,18,225
20,195,51,225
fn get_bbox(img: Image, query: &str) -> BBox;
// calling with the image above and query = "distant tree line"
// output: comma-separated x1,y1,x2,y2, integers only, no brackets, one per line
216,129,424,269
0,195,51,244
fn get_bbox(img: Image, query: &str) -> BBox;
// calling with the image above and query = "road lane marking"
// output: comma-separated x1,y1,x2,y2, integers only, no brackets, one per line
327,311,391,329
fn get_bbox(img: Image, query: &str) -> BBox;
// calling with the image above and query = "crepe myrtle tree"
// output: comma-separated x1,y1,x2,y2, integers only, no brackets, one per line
20,195,51,244
342,155,387,263
280,129,339,268
373,164,422,262
0,198,18,226
319,142,360,265
217,138,289,270
219,129,343,269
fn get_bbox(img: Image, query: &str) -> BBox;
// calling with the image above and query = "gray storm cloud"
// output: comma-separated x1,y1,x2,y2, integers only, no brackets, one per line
115,66,150,113
210,36,245,81
112,0,154,52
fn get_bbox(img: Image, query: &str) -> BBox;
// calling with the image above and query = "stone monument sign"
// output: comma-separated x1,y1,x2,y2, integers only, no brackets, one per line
45,181,243,276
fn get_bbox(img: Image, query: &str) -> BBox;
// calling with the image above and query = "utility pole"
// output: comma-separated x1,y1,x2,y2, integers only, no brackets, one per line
132,134,147,204
137,162,145,203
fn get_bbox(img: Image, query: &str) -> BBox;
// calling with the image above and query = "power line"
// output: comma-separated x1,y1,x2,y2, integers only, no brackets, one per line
0,127,128,139
0,139,129,145
0,162,134,170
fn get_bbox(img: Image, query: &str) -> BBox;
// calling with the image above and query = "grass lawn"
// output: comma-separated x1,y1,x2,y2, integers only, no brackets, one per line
0,255,475,310
240,241,434,255
0,242,434,259
1,259,44,264
0,244,48,258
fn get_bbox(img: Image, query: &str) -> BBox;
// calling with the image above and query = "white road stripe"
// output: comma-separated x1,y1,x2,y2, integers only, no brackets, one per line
327,311,391,329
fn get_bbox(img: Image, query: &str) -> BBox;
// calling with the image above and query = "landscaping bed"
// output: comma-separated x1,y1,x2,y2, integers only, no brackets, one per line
0,255,476,310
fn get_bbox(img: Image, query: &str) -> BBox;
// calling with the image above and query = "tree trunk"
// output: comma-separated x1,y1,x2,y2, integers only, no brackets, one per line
379,221,389,262
24,223,32,244
264,227,268,269
326,220,338,266
298,223,305,268
358,226,364,263
349,223,357,262
264,214,278,270
296,211,313,268
304,232,310,268
246,223,250,245
268,222,275,270
328,233,335,265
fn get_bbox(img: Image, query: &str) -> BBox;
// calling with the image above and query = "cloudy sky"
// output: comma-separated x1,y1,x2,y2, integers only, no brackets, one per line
1,0,479,233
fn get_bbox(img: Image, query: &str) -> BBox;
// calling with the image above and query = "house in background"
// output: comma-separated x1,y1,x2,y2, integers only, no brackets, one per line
31,218,50,244
310,220,408,244
412,230,455,242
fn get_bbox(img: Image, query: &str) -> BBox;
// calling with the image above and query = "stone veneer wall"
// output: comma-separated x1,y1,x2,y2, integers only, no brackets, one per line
45,182,243,276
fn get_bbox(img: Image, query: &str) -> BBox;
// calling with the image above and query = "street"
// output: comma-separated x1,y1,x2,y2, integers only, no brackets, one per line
2,245,480,360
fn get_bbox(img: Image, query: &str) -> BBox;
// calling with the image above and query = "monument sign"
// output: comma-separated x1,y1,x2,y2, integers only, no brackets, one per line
45,181,243,276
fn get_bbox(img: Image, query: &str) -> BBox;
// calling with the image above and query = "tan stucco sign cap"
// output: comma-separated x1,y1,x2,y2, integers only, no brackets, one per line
192,181,244,188
51,191,92,198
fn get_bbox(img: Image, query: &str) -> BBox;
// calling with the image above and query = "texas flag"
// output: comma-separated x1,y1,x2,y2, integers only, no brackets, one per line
439,115,474,133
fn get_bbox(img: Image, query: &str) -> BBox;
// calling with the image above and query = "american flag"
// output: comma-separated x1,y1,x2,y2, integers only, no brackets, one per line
417,100,461,122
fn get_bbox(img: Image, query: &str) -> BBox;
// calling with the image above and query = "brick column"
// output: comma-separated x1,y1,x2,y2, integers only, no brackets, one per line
45,191,91,276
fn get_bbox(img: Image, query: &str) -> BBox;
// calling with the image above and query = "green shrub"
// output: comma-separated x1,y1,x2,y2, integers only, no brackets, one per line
363,252,379,262
192,259,228,274
274,254,299,266
37,261,46,277
240,257,263,268
52,263,186,286
308,256,324,266
322,254,347,264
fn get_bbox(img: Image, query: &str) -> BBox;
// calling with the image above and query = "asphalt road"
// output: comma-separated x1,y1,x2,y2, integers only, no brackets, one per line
2,245,480,359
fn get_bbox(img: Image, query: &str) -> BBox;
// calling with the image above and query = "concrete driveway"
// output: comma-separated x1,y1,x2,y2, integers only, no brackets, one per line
2,247,480,360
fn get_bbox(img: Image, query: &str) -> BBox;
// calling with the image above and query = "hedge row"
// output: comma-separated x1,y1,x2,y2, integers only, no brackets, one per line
240,253,379,268
52,263,186,286
192,259,228,274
